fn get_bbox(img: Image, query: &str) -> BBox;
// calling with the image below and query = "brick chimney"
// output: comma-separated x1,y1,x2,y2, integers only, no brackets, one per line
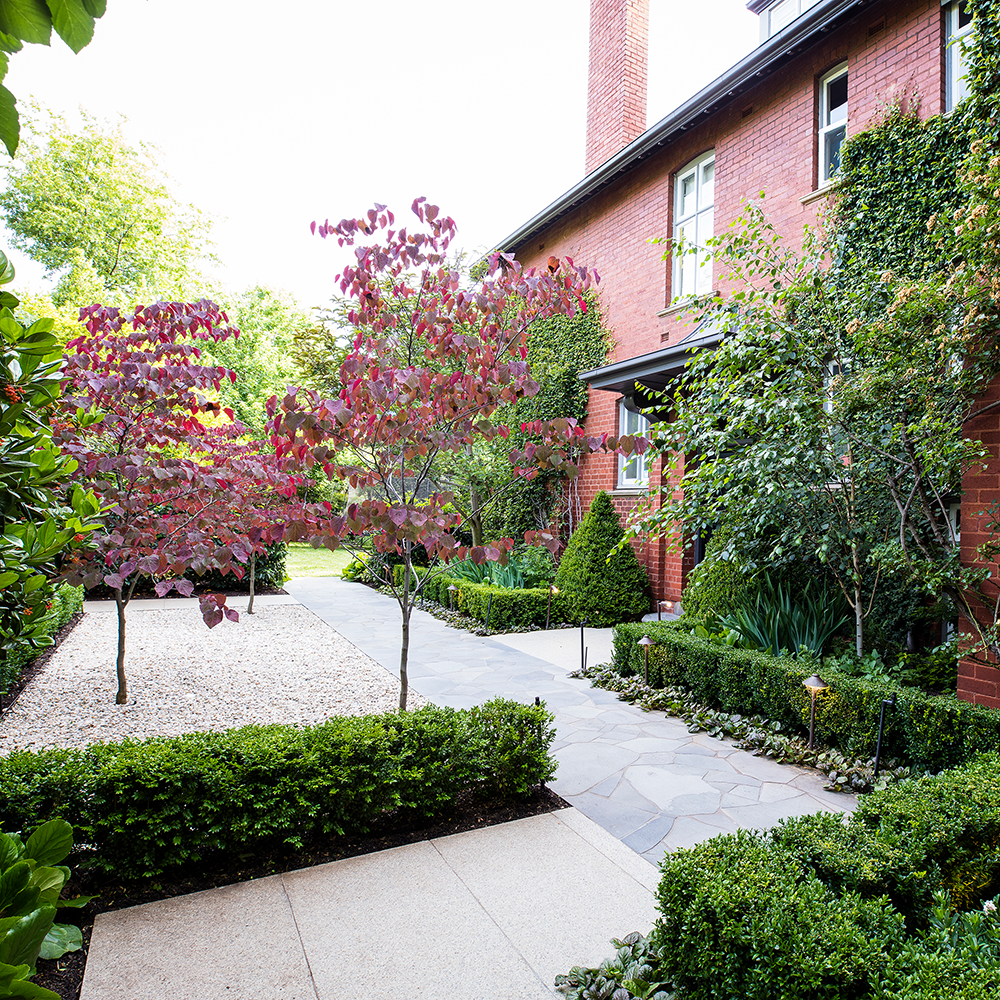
585,0,650,175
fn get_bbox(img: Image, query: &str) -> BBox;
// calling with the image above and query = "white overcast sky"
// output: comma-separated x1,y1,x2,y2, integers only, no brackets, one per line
2,0,760,311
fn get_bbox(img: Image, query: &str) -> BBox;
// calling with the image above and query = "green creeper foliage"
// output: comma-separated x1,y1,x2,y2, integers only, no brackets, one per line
554,492,650,627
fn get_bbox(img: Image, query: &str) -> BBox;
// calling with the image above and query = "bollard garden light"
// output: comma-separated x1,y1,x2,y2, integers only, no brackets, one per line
447,584,457,611
802,674,829,750
873,692,897,778
545,584,559,630
638,635,653,684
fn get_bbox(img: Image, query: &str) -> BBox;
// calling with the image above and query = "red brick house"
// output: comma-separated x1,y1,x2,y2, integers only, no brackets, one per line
494,0,1000,705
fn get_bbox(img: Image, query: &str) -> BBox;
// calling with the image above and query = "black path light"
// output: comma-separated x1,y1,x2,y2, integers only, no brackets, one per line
545,584,559,630
580,618,589,672
802,674,829,750
638,635,653,684
447,584,457,611
873,692,898,778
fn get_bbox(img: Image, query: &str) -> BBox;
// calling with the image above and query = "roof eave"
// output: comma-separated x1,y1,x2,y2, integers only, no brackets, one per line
495,0,870,255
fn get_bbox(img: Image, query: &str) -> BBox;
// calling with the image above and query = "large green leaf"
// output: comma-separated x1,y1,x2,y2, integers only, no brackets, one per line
0,78,17,156
23,820,72,868
80,0,103,17
0,834,23,874
45,0,94,53
0,863,38,919
0,905,55,970
38,922,80,960
0,2,52,47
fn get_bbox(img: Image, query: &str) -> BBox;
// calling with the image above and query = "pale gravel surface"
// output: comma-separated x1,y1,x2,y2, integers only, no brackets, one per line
0,602,425,754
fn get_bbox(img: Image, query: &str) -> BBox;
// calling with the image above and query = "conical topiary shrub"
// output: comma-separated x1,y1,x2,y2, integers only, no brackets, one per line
554,491,651,627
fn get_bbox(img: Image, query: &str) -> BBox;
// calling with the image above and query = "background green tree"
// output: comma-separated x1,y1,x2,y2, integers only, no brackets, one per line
0,106,213,309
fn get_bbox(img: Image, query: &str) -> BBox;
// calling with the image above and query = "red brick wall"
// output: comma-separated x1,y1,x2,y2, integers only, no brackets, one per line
515,0,946,604
586,0,650,174
959,375,1000,709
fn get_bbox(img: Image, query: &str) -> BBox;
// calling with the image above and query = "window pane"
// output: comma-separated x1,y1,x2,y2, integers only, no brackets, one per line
680,172,697,218
770,0,798,34
959,1,972,30
826,74,848,125
695,207,714,294
824,125,846,180
700,160,715,207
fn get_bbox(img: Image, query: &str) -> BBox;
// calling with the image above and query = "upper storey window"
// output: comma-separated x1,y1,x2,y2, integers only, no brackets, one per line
946,1,974,111
819,64,848,185
673,152,715,301
765,0,820,38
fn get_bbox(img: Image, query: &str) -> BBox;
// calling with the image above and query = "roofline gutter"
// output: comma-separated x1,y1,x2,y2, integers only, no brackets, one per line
494,0,871,254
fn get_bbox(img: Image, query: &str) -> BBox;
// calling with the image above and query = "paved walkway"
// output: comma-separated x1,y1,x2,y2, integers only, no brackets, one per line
284,577,854,864
80,578,855,999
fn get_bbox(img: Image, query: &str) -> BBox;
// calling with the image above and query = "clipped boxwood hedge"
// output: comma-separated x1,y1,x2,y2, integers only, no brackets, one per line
654,754,1000,999
0,699,556,878
611,621,1000,771
419,571,571,631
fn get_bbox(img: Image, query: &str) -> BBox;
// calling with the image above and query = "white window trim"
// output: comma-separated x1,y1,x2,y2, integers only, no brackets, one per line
818,63,848,185
671,150,715,305
945,1,974,112
617,401,650,489
766,0,821,40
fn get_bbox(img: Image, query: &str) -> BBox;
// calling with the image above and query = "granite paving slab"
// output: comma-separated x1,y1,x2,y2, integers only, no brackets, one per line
283,577,857,865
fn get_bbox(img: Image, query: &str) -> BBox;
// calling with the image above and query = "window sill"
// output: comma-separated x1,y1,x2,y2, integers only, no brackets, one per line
612,486,648,497
800,181,841,205
657,291,718,319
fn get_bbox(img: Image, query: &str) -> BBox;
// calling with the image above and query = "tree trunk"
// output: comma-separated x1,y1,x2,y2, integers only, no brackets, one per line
247,553,256,614
469,486,484,548
115,589,128,704
854,583,864,658
398,558,411,711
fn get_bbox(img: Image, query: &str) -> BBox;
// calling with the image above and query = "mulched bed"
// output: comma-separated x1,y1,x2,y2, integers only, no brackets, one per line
34,785,569,1000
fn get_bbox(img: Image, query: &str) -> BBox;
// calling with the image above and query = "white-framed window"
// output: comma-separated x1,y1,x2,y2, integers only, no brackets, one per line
819,64,848,185
945,1,973,112
618,401,650,489
672,151,715,302
767,0,821,38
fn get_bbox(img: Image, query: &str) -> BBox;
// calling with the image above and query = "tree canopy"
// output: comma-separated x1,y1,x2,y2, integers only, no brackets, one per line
0,107,213,308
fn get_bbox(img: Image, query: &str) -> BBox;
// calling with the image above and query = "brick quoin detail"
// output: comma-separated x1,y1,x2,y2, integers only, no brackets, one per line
516,0,948,610
586,0,649,174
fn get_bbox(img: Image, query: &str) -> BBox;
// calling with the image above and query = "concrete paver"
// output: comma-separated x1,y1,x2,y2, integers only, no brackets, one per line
80,577,856,998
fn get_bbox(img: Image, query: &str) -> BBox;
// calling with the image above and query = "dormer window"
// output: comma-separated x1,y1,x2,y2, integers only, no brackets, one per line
759,0,821,40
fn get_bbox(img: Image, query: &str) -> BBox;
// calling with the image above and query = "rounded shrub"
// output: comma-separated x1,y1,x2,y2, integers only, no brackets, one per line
553,491,650,627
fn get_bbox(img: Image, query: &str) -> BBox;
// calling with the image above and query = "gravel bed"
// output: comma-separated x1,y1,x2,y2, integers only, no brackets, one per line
0,603,425,754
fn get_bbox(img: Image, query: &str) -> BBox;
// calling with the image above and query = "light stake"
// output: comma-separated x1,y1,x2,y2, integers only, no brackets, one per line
638,635,653,684
447,584,457,611
802,674,829,750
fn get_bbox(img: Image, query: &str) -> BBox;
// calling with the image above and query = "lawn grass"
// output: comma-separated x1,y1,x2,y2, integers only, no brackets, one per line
285,543,354,578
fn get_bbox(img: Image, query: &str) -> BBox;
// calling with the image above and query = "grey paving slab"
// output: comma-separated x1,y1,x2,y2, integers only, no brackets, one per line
282,577,857,866
80,876,316,1000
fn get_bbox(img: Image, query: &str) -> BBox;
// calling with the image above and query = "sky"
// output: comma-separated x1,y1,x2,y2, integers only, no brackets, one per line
1,0,761,312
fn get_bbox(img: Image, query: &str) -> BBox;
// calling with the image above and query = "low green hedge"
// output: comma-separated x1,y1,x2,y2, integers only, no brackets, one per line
654,754,1000,1000
0,699,556,878
611,621,1000,771
419,571,571,631
1,583,83,696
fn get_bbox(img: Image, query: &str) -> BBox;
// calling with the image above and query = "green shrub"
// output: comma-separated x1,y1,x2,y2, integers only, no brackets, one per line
0,699,556,878
611,621,1000,771
424,572,568,631
680,529,759,619
653,830,905,1000
1,584,83,697
554,492,650,627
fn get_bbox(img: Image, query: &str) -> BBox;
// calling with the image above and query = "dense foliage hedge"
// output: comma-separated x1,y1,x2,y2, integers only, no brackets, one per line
554,492,650,627
612,621,1000,771
654,754,1000,999
0,699,556,878
419,570,570,630
85,541,288,599
0,583,82,696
